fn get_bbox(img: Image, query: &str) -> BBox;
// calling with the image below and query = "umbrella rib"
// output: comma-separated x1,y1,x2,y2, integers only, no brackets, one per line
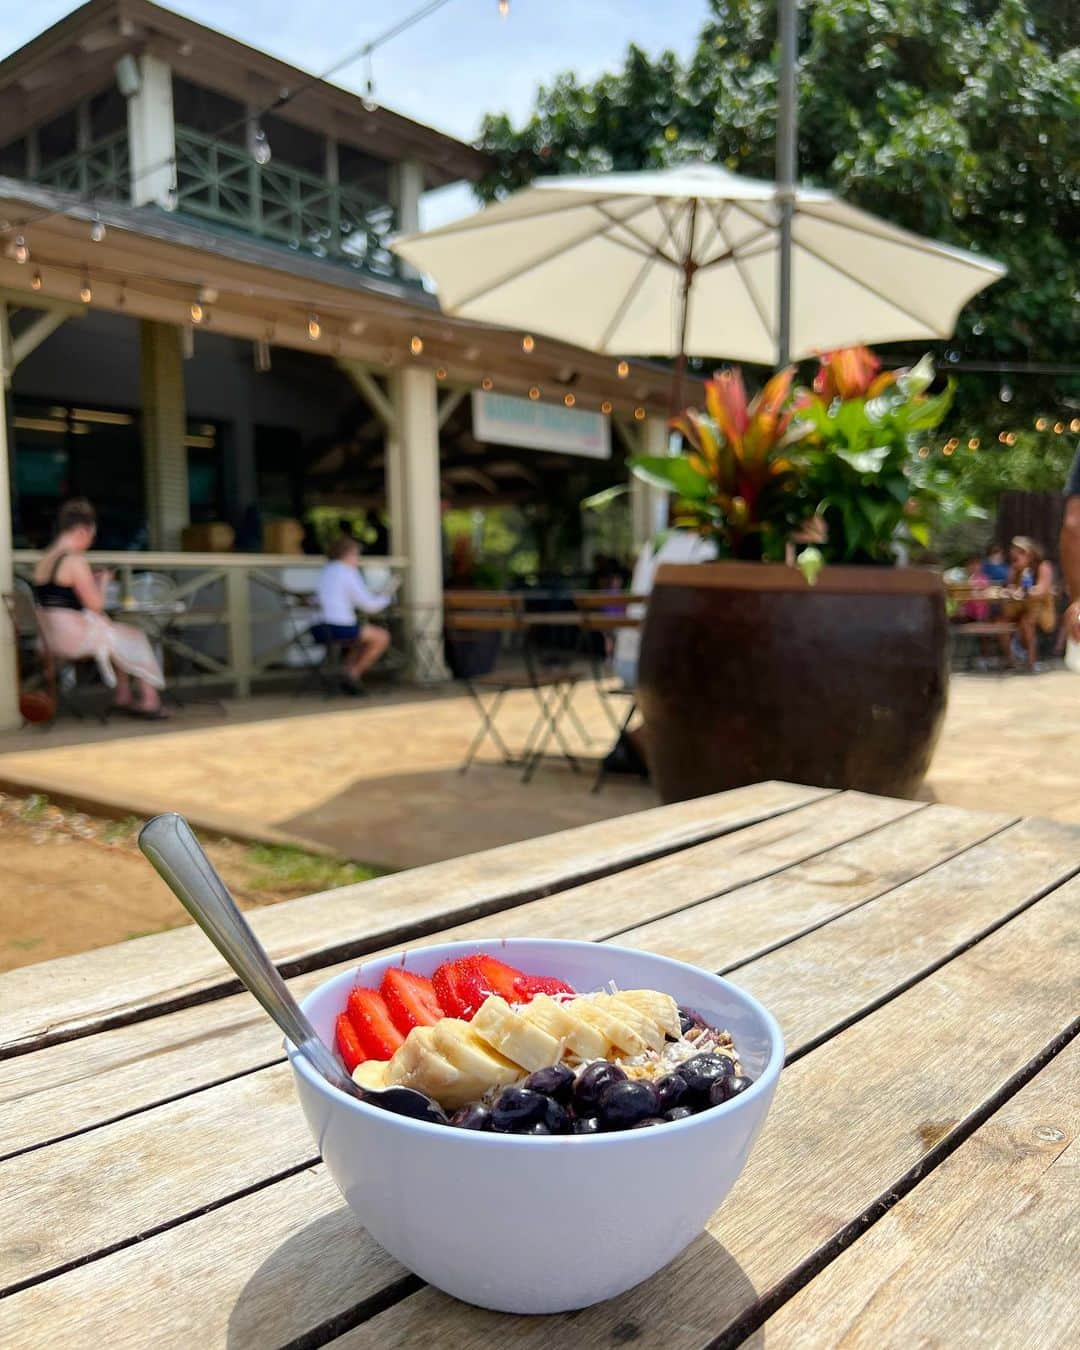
593,202,683,267
594,249,661,352
694,224,776,271
711,204,775,351
798,204,1002,271
791,235,952,336
397,192,637,242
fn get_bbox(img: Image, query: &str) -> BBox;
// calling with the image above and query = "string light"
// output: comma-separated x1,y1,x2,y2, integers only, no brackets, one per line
1035,417,1049,431
481,376,494,391
1005,432,1017,445
307,313,321,340
633,406,646,420
967,437,980,450
528,386,540,400
13,234,28,264
409,335,424,355
79,271,92,303
943,444,955,456
564,392,576,407
436,366,447,380
617,360,629,379
998,431,1009,444
521,334,534,353
189,301,205,323
90,215,106,243
30,269,42,291
1054,422,1065,435
917,446,930,458
1071,419,1080,433
601,400,612,414
251,125,272,165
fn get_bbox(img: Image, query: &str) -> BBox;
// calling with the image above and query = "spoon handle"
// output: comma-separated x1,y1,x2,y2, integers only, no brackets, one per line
138,812,359,1097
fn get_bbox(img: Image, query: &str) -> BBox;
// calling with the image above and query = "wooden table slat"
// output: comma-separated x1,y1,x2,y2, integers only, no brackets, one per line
1,814,1075,1344
0,780,829,1056
761,1036,1079,1348
0,789,919,1160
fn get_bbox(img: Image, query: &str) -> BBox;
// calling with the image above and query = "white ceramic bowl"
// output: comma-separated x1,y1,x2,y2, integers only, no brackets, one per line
287,938,783,1314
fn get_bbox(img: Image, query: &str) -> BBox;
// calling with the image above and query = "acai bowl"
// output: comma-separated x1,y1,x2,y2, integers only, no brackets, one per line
287,937,783,1314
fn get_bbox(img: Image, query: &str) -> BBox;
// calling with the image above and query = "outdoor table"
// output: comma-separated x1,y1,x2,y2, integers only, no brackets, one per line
0,781,1075,1346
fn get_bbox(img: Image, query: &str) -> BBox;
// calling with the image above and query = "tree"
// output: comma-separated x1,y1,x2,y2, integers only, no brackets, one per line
476,0,1079,435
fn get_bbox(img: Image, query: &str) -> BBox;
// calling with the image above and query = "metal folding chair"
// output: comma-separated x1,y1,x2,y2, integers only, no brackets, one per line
444,591,584,783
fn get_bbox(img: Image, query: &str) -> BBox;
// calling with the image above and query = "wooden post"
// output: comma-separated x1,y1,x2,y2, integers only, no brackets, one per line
225,567,252,698
389,366,446,680
392,160,424,279
140,320,189,550
0,304,19,729
127,53,175,208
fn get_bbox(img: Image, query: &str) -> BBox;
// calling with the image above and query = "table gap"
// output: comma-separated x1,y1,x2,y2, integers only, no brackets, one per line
0,791,838,1064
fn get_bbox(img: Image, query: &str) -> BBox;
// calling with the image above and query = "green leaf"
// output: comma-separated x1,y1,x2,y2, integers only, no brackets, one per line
628,455,710,500
900,380,956,431
581,483,629,512
835,445,890,474
908,521,931,548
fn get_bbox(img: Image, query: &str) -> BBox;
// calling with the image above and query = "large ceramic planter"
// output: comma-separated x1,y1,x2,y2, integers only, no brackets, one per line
637,561,948,803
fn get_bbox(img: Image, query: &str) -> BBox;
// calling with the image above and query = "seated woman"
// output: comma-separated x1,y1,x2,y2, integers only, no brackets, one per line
999,535,1057,672
31,498,167,717
314,535,396,695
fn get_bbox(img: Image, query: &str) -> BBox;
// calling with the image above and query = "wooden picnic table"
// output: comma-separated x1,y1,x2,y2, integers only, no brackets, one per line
0,781,1075,1346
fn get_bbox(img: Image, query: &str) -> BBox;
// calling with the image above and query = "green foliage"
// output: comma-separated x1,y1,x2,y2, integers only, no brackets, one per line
243,844,385,890
476,0,1079,421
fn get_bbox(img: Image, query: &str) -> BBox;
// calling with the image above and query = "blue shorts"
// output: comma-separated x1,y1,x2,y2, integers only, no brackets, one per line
312,622,359,643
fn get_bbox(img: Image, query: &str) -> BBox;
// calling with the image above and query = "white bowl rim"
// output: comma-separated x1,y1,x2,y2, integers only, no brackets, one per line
287,937,785,1145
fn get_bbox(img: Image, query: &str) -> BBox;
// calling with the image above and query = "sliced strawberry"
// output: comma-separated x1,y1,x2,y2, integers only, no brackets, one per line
346,987,405,1060
513,973,576,1002
474,954,525,1001
432,956,484,1019
381,967,444,1034
335,1011,367,1073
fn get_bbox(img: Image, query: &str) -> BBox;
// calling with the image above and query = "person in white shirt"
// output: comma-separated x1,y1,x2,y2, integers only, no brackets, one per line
314,536,396,694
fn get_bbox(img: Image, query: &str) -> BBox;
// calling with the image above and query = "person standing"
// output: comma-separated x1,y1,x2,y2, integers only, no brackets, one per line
314,536,396,695
1060,446,1080,643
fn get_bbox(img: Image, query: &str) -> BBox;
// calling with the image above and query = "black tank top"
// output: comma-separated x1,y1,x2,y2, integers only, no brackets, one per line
33,553,84,611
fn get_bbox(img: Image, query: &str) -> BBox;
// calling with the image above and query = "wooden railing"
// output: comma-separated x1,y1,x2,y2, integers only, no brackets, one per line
12,551,410,697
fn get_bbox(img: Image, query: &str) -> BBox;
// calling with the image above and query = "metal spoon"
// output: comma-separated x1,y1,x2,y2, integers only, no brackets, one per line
138,812,447,1123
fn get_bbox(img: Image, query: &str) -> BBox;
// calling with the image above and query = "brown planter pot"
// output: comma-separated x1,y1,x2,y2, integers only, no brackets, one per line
637,561,948,803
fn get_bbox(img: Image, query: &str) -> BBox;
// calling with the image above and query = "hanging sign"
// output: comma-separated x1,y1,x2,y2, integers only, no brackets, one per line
471,391,611,460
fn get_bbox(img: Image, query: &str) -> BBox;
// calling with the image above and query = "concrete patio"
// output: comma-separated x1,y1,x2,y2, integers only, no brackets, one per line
0,670,1076,868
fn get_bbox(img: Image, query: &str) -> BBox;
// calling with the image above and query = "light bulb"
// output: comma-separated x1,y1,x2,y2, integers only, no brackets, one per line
528,386,540,400
1035,417,1048,431
521,334,535,353
498,0,509,16
361,76,378,113
481,377,493,391
1071,419,1080,433
601,400,612,414
307,314,321,340
252,127,272,165
13,234,28,264
968,438,980,450
1054,422,1065,435
999,384,1014,403
79,274,92,303
436,367,447,380
190,301,204,324
564,393,576,407
633,406,646,420
30,269,42,291
617,360,630,379
917,446,930,458
943,445,954,456
1005,433,1017,445
998,431,1008,444
90,216,106,242
409,335,423,355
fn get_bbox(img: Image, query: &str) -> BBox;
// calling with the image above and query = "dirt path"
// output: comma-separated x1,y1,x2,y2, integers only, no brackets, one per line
0,794,380,974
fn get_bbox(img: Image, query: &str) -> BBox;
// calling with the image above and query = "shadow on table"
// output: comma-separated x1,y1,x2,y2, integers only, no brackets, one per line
227,1206,762,1348
280,762,655,870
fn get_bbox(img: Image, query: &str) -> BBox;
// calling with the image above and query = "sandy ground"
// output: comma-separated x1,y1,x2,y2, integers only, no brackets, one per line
0,669,1076,973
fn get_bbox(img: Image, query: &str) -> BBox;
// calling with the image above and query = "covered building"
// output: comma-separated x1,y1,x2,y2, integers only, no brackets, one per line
0,0,678,727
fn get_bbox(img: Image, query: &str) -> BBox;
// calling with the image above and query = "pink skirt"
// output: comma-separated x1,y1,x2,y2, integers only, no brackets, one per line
36,608,165,689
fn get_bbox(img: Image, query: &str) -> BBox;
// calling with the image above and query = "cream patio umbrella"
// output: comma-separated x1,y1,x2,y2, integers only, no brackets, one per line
392,163,1005,394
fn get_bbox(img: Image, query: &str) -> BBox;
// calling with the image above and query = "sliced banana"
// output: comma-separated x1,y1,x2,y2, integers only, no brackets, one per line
574,998,648,1057
522,994,609,1060
471,995,562,1071
388,1025,463,1101
433,1018,522,1103
352,1059,391,1092
605,995,668,1052
615,989,681,1041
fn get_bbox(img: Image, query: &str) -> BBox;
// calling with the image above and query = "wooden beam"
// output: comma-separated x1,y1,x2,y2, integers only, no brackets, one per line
10,306,69,367
437,386,467,430
337,360,397,429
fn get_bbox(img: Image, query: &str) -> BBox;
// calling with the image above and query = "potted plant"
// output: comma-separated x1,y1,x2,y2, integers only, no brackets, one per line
629,348,956,803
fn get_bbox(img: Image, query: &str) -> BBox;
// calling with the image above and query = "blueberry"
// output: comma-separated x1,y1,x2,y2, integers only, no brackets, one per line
655,1073,688,1113
679,1053,736,1100
708,1069,750,1108
449,1104,491,1131
572,1061,627,1114
524,1064,575,1103
572,1115,601,1134
597,1080,661,1131
491,1087,548,1132
542,1098,571,1134
519,1122,551,1135
677,1006,698,1036
665,1105,694,1122
373,1086,449,1125
730,1074,753,1096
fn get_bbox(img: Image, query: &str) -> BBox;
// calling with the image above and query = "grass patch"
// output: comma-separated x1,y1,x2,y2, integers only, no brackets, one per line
102,815,142,844
242,843,385,893
19,793,49,820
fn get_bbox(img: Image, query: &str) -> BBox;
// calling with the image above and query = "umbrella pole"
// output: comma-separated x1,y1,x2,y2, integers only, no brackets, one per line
776,0,798,366
669,199,699,421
